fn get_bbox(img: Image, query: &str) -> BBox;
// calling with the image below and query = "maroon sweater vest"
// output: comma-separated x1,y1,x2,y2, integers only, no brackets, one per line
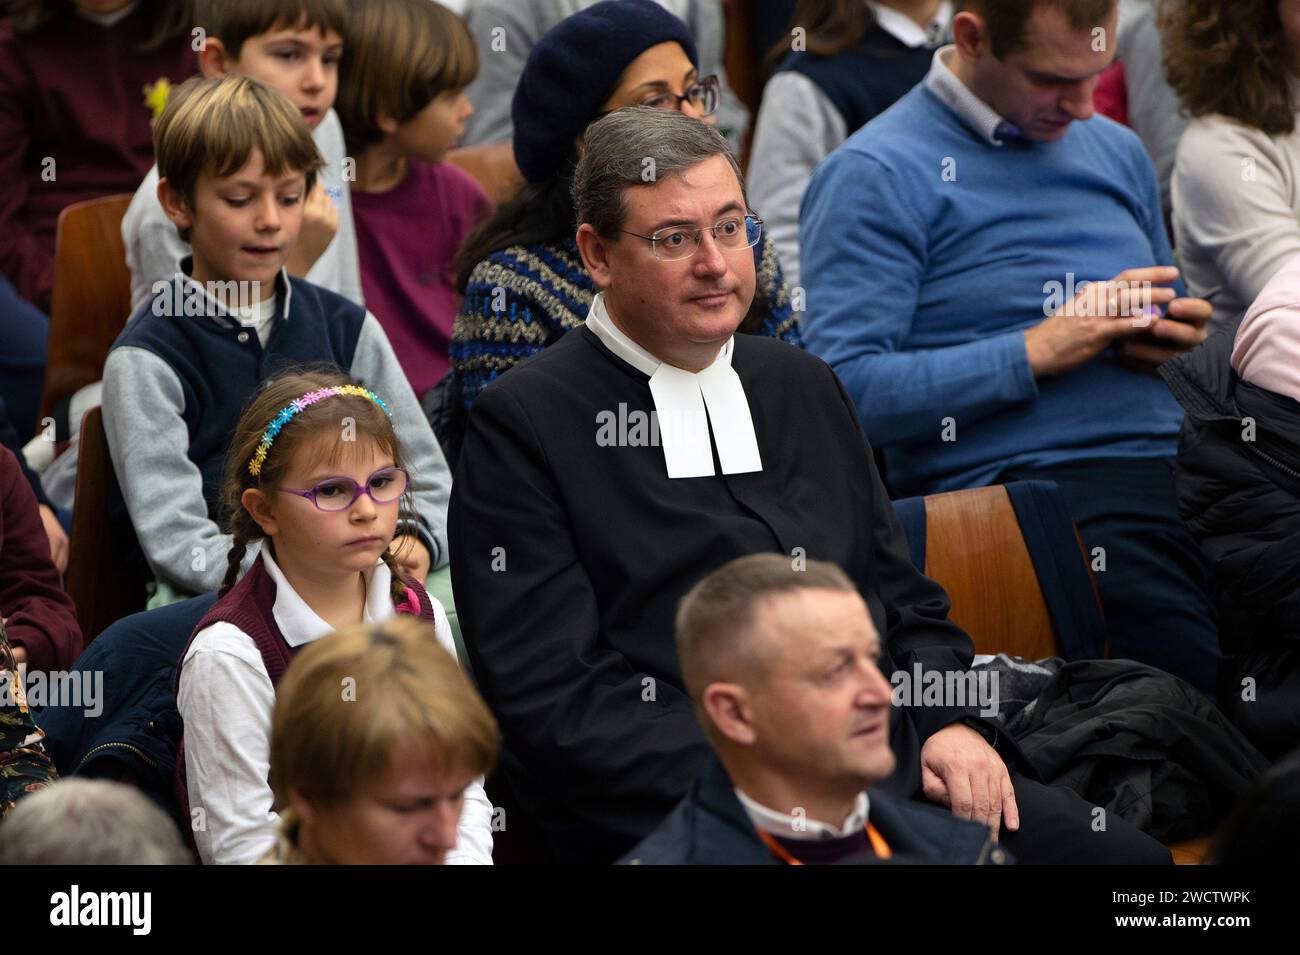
174,555,436,837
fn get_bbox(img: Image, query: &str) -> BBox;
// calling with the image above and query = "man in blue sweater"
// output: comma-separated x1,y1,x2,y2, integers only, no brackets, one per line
800,0,1219,693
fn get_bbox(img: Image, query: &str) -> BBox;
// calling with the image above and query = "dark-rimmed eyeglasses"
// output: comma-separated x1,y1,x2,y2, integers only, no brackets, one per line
277,466,409,513
622,214,764,262
599,74,722,119
637,73,720,116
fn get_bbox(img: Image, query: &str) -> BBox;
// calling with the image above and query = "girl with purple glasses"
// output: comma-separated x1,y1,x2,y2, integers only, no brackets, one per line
173,368,493,865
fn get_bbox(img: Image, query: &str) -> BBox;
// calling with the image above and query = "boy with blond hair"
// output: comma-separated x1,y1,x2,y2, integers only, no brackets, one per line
122,0,363,311
103,75,450,601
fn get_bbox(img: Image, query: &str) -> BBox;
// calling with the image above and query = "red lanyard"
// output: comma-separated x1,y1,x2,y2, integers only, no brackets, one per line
758,823,893,865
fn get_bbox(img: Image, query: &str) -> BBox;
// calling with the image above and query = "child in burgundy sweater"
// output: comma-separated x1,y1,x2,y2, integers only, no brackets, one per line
0,0,195,437
0,446,82,671
336,0,491,399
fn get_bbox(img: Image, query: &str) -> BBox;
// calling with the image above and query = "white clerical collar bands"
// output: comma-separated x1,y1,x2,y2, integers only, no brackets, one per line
585,293,763,479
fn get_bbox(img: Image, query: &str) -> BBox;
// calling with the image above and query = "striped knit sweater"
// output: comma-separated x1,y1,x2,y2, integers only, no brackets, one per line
449,235,803,409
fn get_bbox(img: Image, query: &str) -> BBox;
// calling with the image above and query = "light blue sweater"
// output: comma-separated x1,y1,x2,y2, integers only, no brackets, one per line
800,82,1184,495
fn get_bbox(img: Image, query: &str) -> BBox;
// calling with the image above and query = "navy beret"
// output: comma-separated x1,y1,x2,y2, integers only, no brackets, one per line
511,0,699,183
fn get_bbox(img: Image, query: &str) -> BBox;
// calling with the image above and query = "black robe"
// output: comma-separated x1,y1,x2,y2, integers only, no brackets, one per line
449,327,982,863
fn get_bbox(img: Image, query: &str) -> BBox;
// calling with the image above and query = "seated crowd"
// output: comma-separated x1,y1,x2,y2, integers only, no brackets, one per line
0,0,1297,866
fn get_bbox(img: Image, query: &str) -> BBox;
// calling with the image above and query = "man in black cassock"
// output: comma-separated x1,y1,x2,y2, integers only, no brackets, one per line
448,106,1169,865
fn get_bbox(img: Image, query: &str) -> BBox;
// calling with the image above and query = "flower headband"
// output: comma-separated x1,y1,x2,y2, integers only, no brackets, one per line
248,385,392,477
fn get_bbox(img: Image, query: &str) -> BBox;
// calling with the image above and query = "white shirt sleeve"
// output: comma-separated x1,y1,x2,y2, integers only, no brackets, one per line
310,110,365,308
428,598,496,865
746,71,847,291
177,624,280,866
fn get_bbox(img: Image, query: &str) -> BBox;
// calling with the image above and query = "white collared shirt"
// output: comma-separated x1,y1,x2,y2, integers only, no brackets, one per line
735,788,872,842
868,0,952,48
178,549,495,865
584,292,763,479
924,45,1023,146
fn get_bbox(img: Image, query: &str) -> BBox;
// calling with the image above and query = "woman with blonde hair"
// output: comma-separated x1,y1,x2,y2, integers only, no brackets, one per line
263,615,499,864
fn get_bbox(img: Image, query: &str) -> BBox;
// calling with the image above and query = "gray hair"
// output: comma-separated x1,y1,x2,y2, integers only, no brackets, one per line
0,779,194,864
571,106,748,239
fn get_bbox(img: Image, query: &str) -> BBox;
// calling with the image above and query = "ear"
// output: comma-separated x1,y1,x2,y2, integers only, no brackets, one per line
241,487,281,538
575,222,614,291
287,787,318,827
156,177,195,234
951,10,987,61
700,683,757,747
196,35,236,78
376,112,401,137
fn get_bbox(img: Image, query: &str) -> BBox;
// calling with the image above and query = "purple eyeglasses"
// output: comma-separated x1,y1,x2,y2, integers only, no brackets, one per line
277,466,409,512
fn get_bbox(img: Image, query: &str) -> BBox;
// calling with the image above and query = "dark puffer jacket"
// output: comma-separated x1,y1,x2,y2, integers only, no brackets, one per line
1160,319,1300,757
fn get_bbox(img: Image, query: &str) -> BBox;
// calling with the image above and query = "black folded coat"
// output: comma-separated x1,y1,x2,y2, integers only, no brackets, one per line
1012,658,1269,842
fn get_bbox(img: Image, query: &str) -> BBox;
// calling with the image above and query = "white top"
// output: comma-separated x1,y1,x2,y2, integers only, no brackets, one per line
585,292,762,478
182,275,279,347
747,2,951,288
236,293,278,348
177,548,495,865
868,0,950,48
735,788,871,841
1172,74,1300,329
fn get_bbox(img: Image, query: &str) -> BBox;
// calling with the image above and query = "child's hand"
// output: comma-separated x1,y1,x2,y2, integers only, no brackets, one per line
391,534,432,583
38,505,68,574
285,180,339,278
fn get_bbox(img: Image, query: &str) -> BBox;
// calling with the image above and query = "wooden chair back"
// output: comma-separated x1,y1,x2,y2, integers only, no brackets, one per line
66,406,148,643
920,484,1065,660
40,194,135,423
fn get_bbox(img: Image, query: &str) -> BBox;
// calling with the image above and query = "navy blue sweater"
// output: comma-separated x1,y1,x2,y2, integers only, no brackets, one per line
776,23,936,136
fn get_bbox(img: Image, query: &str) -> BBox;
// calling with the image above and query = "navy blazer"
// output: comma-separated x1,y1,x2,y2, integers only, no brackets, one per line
620,756,1010,865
